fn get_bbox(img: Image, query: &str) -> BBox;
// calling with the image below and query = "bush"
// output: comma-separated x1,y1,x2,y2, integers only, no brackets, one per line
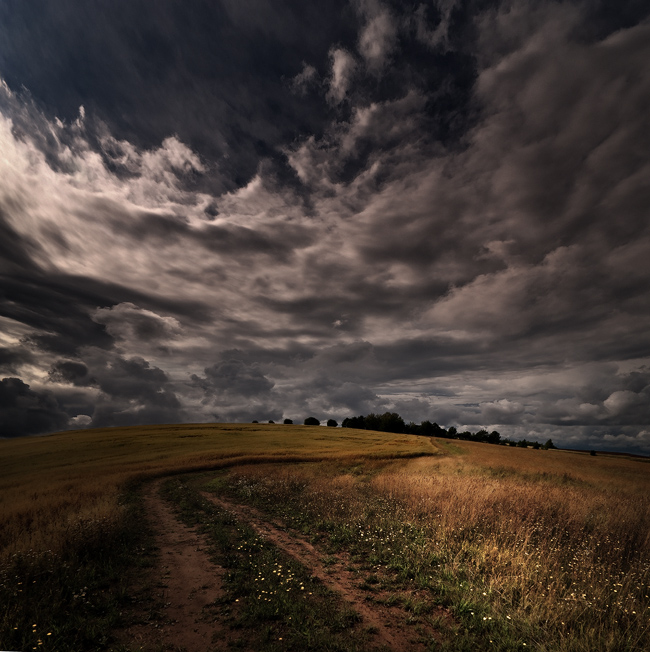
304,417,320,426
283,418,293,425
326,419,338,427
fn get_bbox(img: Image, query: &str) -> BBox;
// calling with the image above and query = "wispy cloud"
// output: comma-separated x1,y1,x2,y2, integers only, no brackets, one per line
0,1,649,452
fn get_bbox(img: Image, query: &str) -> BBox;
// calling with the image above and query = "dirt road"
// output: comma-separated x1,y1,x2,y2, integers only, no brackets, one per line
118,480,446,651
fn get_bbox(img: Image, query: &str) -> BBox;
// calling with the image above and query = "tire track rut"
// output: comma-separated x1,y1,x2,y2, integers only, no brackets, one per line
201,491,439,651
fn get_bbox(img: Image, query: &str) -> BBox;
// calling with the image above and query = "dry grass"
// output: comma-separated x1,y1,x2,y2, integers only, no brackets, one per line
0,423,435,559
0,424,435,651
221,440,650,651
2,426,648,650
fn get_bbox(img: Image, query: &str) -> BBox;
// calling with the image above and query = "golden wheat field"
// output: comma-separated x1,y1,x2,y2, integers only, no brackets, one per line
0,423,433,558
1,425,649,651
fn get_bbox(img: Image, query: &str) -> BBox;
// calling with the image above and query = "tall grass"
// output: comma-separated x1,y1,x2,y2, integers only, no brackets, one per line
0,423,434,560
219,443,650,651
0,423,434,650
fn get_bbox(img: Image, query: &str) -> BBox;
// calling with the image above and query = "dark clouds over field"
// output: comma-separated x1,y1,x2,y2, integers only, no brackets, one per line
1,0,649,452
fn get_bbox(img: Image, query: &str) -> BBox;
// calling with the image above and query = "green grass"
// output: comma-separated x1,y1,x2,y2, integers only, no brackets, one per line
0,480,156,652
160,475,374,651
207,457,650,652
0,424,436,651
2,425,649,651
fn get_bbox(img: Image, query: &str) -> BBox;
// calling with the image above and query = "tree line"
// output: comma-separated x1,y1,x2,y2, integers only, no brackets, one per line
340,412,557,450
253,411,556,449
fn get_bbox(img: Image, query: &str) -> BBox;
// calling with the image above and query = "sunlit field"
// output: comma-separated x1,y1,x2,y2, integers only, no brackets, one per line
0,423,431,651
1,425,648,651
212,443,650,651
0,423,432,558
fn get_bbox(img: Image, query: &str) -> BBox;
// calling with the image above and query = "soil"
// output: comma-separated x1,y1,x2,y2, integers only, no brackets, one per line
117,479,451,651
200,491,450,651
116,480,230,652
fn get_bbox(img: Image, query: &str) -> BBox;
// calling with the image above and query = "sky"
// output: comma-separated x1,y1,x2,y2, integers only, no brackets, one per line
1,0,649,453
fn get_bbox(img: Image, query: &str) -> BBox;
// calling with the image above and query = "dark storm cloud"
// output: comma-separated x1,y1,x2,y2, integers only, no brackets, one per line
0,210,44,275
116,212,315,264
0,347,33,375
1,271,211,357
0,377,69,437
46,352,187,429
1,1,649,452
192,360,274,398
0,0,355,191
49,361,93,386
0,0,487,192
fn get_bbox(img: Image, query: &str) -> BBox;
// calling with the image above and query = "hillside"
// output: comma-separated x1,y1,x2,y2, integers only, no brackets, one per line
1,425,648,651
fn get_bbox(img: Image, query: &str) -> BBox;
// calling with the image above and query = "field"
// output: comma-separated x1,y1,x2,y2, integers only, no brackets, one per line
1,424,648,651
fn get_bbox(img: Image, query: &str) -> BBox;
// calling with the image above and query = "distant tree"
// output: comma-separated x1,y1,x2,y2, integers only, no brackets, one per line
327,419,338,427
447,426,457,438
590,450,596,456
542,439,557,450
283,418,293,425
532,441,540,449
364,412,405,434
252,420,259,423
268,420,275,424
488,430,501,444
406,421,420,435
342,415,366,429
475,429,489,442
304,416,320,426
419,420,433,436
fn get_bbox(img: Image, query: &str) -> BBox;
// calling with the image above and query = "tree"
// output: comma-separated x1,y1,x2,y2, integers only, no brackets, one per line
252,420,259,423
268,420,275,424
342,415,366,429
304,416,320,426
364,412,406,434
283,418,293,424
447,426,457,438
488,430,501,444
327,419,338,427
543,439,556,450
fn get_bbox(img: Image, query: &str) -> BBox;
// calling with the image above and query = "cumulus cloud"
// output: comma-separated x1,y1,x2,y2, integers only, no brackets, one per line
0,1,649,451
92,303,182,343
0,377,69,437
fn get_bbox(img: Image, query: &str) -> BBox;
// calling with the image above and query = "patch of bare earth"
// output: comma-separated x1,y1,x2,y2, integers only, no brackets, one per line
201,491,453,651
117,480,234,652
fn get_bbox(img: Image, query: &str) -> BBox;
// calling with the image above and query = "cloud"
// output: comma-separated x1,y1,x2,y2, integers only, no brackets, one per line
0,347,34,375
49,360,94,386
291,62,319,95
413,0,458,51
327,48,357,105
0,377,69,437
192,359,274,398
480,399,526,425
0,2,649,452
92,302,182,343
356,0,398,74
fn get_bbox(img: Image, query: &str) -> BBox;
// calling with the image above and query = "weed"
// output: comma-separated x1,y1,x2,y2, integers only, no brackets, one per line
161,476,373,651
212,455,650,651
